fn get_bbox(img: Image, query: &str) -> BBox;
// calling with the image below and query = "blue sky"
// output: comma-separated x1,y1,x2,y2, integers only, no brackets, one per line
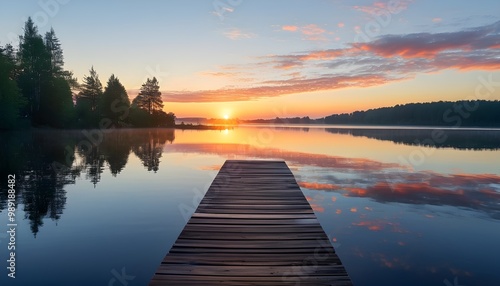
1,0,500,118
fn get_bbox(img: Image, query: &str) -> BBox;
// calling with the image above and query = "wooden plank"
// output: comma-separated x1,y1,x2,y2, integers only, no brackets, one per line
162,252,343,264
149,160,352,285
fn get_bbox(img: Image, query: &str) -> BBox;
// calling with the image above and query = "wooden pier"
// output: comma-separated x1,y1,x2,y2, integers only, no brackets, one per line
149,160,352,285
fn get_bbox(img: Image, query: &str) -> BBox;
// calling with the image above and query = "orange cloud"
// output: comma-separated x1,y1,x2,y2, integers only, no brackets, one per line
162,73,391,102
354,0,413,15
282,25,298,32
161,21,500,103
281,24,328,41
298,49,344,61
301,24,327,41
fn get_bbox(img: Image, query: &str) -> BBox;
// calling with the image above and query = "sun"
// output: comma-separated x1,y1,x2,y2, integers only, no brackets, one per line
223,114,229,120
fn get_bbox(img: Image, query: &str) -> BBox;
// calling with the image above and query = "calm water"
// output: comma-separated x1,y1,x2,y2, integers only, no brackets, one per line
1,126,499,286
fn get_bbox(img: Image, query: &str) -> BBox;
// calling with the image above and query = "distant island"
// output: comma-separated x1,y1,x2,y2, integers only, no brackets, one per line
322,100,500,127
179,100,500,128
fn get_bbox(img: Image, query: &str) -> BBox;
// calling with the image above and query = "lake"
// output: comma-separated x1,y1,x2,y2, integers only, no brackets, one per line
1,126,499,286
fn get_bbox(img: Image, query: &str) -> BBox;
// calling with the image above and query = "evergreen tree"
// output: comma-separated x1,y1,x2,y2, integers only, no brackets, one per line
132,77,163,114
75,66,102,127
39,76,74,128
0,46,26,129
17,17,51,120
100,74,130,122
78,66,103,112
44,28,64,76
38,28,75,127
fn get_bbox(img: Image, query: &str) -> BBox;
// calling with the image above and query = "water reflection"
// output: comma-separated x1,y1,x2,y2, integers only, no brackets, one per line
131,129,174,172
0,127,499,285
325,128,500,150
0,129,175,235
0,131,80,236
167,143,500,220
299,172,500,220
1,127,499,236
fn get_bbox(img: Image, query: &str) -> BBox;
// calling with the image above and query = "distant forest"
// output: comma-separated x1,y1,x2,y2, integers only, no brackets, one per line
0,18,175,130
237,100,500,127
324,101,500,127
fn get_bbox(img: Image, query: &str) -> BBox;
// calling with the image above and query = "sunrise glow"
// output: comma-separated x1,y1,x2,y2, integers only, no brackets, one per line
2,1,499,120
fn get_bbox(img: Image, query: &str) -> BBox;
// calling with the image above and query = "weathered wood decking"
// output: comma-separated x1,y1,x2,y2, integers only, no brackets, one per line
149,160,352,285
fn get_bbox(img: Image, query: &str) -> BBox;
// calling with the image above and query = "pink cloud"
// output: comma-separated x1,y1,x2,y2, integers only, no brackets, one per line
354,0,413,15
282,25,298,32
301,24,325,35
301,24,327,41
338,22,345,28
281,24,328,41
432,17,442,23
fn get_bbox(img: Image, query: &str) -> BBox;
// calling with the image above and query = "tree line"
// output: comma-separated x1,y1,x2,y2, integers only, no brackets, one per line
0,18,175,130
324,100,500,127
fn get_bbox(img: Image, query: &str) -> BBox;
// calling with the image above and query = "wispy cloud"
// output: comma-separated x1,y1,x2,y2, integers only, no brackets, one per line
301,24,327,41
281,24,328,41
223,28,256,40
353,0,413,15
211,6,234,19
199,70,255,83
162,73,389,102
353,20,500,58
162,21,500,103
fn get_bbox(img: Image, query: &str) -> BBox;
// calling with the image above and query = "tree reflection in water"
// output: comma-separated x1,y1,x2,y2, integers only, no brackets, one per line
0,128,175,236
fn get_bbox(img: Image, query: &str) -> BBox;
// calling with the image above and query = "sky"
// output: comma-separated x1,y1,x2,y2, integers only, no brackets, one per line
1,0,500,119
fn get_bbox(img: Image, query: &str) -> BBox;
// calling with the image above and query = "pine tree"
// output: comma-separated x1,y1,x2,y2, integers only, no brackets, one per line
132,77,163,114
100,74,130,122
78,66,103,112
0,46,26,129
17,17,51,119
44,28,64,76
